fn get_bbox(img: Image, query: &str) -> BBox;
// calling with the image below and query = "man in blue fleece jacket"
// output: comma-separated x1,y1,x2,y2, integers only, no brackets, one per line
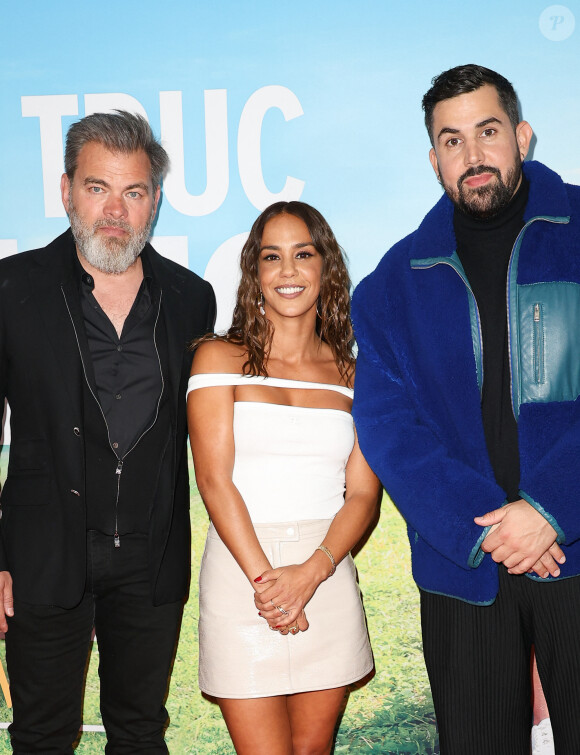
352,64,580,753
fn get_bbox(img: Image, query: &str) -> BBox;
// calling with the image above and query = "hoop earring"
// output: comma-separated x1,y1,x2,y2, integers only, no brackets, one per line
258,291,265,316
316,299,322,319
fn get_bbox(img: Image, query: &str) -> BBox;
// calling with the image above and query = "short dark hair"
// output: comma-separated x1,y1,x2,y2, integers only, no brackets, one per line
64,110,169,188
422,64,520,145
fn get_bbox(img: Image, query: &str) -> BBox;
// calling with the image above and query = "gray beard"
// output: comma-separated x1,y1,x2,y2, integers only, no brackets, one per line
69,203,153,274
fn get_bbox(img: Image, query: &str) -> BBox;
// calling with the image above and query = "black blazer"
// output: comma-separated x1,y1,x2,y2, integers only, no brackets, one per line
0,230,216,607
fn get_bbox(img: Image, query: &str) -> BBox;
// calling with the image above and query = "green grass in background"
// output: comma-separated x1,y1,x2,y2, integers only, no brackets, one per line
0,450,437,753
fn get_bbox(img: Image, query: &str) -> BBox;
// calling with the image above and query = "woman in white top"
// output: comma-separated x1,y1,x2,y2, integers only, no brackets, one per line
187,201,380,755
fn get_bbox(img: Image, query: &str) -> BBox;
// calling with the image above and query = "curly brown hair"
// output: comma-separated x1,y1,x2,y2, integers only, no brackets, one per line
200,201,355,384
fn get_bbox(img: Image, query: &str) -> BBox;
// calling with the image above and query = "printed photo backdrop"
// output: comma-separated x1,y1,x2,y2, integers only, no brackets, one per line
1,1,579,751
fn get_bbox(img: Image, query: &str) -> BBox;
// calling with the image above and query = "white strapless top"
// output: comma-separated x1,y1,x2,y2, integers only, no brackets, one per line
187,374,354,523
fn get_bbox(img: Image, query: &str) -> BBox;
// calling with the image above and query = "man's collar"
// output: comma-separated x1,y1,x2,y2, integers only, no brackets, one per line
139,242,154,280
522,160,571,221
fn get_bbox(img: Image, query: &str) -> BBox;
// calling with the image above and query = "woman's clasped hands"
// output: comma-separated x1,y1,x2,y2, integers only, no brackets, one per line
253,560,327,635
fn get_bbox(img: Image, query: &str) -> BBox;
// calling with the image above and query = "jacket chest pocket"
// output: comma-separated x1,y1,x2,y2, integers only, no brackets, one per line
518,282,580,405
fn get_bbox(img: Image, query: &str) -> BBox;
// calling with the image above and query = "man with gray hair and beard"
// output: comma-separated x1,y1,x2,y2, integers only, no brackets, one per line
0,111,216,752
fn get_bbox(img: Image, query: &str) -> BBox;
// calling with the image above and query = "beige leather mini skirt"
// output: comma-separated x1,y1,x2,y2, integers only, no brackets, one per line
198,518,374,699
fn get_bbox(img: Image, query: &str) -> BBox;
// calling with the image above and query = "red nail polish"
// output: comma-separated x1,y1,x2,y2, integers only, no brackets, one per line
254,576,262,583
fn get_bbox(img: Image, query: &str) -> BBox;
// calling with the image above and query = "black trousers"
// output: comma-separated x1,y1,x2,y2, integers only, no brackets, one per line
5,531,183,754
421,567,580,755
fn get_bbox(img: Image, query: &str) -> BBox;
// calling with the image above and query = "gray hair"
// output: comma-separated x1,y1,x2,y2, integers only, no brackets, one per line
64,110,169,188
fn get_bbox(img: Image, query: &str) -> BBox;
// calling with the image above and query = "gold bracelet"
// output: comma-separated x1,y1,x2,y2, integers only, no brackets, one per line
316,545,336,576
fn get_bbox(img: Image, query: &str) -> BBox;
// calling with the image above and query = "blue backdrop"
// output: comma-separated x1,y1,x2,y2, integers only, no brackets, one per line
0,2,579,748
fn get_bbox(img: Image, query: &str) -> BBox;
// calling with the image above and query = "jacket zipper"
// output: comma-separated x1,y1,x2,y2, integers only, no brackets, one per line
62,287,165,548
533,303,544,384
114,459,123,547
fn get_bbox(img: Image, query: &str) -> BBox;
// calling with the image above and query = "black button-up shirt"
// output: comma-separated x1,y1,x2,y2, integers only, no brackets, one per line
78,254,162,458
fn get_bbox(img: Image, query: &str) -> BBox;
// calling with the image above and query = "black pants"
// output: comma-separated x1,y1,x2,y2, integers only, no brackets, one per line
5,531,183,754
421,567,580,754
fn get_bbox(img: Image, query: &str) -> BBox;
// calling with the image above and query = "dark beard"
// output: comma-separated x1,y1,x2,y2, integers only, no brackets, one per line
443,157,522,219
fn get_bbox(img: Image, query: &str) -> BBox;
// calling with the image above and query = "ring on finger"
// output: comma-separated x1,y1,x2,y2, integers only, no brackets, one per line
275,604,288,616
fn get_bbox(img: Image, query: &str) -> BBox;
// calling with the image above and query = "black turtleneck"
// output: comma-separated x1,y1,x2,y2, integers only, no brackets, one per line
454,176,530,502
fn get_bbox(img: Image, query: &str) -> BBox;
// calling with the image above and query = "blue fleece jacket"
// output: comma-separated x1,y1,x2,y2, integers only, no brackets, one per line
352,161,580,604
